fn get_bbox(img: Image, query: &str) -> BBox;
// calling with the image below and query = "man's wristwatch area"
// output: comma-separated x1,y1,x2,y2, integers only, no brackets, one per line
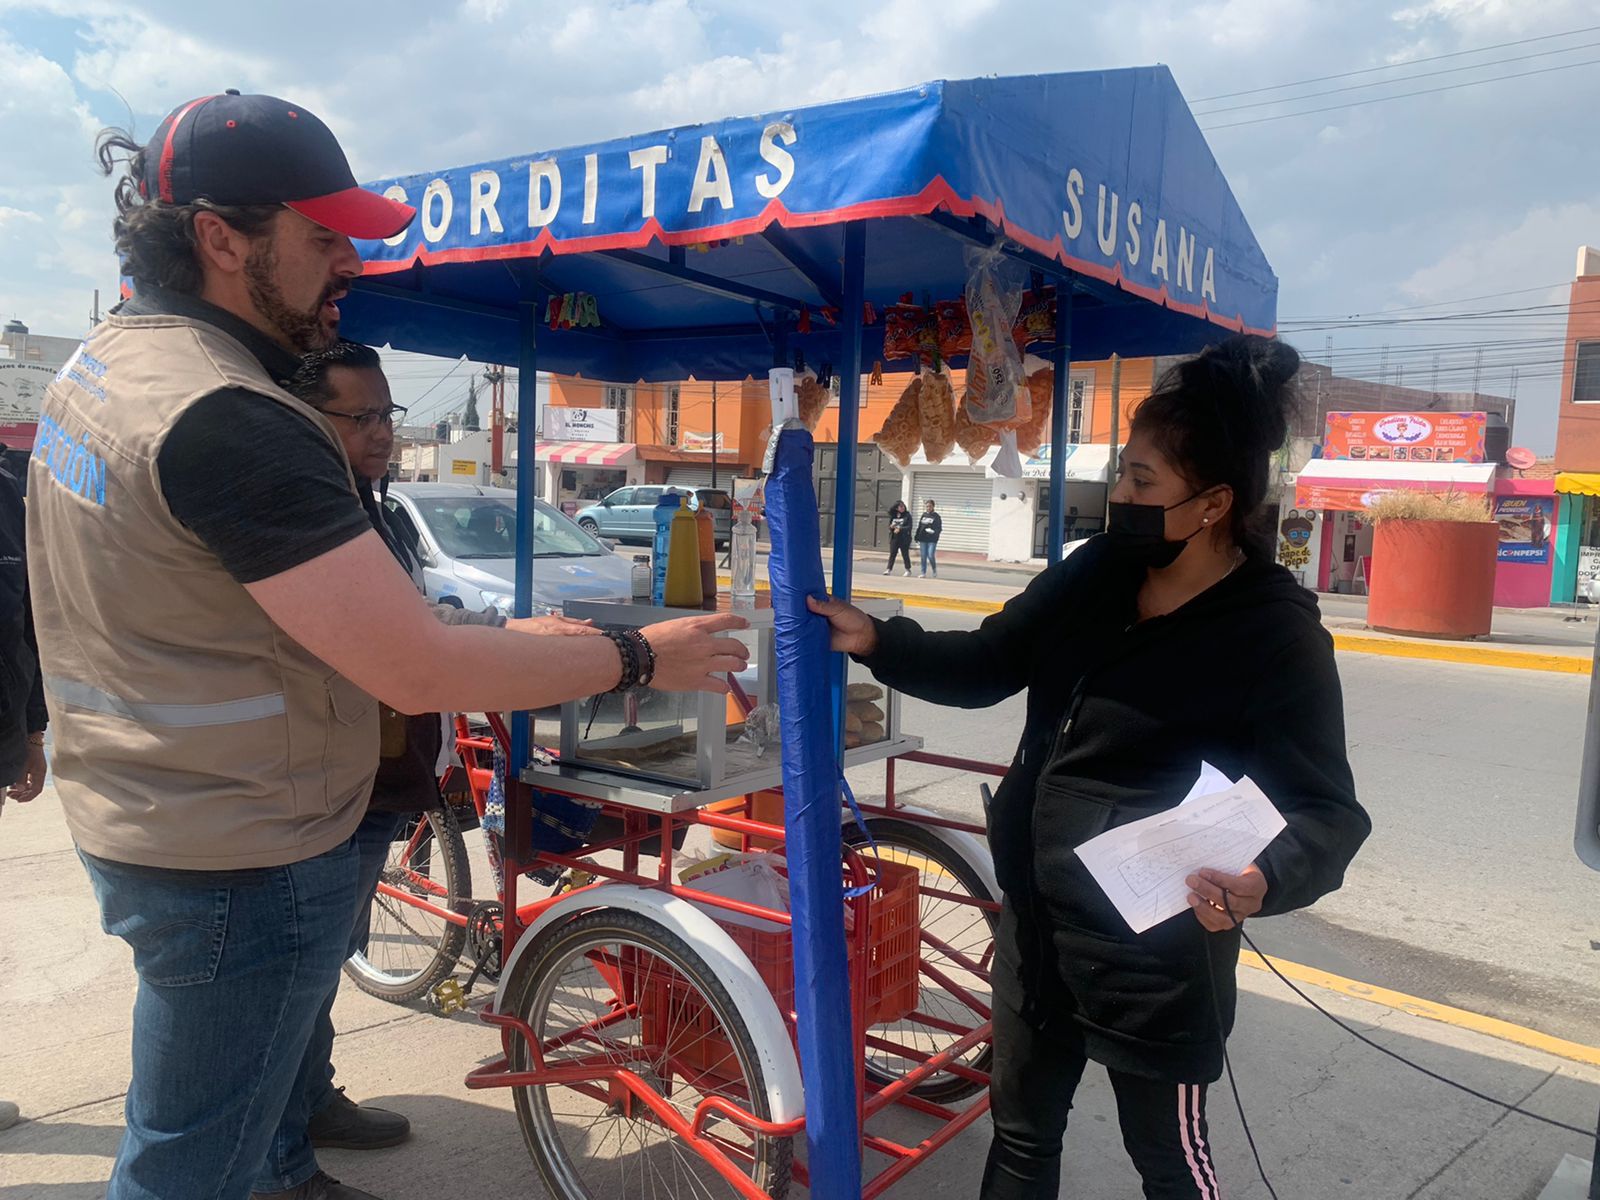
601,626,657,693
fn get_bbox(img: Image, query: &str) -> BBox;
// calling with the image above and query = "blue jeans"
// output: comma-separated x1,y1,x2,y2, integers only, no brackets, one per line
919,541,938,575
81,836,362,1200
299,810,406,1123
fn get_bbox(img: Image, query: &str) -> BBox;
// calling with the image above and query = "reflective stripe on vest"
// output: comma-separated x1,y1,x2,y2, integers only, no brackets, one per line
46,675,287,727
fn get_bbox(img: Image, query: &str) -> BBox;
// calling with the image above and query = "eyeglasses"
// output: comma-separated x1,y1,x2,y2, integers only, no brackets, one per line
321,404,407,432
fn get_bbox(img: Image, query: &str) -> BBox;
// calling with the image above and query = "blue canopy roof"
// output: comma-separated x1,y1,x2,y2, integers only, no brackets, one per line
340,67,1277,380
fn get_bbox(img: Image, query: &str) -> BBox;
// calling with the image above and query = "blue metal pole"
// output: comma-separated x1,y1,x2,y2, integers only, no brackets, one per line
511,300,538,770
832,221,866,740
1046,281,1075,565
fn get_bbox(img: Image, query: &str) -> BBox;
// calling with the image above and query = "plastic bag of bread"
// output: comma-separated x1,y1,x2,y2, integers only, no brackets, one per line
850,701,885,724
955,380,999,461
797,371,831,431
860,722,885,744
872,375,923,468
963,246,1026,424
847,683,884,702
845,711,864,735
917,367,958,464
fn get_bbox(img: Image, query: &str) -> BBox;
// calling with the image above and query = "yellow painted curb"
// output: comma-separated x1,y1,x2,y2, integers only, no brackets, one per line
1238,950,1600,1068
1329,633,1590,675
716,576,1591,673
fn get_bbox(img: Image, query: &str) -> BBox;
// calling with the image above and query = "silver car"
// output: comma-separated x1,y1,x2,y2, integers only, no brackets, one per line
575,486,733,549
384,482,633,616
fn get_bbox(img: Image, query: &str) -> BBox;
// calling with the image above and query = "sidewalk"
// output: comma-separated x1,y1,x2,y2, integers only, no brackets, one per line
738,546,1599,672
4,782,1596,1199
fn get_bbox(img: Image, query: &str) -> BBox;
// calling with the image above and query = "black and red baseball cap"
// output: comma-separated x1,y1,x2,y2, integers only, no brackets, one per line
139,90,415,240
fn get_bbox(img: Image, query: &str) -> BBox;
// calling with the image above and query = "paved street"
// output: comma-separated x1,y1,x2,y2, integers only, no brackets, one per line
3,624,1598,1198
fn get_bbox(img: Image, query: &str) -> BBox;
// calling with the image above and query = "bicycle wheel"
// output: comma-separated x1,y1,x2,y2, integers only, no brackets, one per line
344,804,472,1003
845,817,998,1103
505,908,794,1200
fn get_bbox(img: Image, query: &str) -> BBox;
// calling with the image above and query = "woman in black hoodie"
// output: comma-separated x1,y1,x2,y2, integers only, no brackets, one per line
884,500,913,576
811,335,1369,1200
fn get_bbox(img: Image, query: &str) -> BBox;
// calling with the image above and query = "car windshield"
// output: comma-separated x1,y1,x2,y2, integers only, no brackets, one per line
411,497,606,560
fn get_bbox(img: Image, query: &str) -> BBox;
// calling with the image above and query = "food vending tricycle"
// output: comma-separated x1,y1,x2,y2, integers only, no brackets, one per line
340,66,1277,1199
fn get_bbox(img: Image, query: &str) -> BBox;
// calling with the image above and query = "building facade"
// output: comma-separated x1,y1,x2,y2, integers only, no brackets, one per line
1551,246,1600,603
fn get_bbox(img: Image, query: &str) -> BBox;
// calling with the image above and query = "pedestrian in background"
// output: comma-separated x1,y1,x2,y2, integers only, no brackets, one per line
915,499,943,577
0,449,47,1136
883,499,912,576
811,334,1369,1200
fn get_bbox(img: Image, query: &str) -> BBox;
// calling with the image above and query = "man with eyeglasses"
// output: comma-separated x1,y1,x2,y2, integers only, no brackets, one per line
33,92,749,1200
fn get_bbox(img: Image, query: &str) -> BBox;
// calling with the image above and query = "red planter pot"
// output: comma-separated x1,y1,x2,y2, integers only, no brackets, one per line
1367,519,1499,639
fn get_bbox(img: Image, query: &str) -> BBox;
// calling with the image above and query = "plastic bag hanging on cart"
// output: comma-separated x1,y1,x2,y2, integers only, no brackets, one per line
962,244,1028,426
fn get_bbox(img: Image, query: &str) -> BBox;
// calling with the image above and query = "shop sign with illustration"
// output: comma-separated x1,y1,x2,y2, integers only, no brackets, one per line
1321,412,1487,463
1277,509,1317,572
1492,495,1554,564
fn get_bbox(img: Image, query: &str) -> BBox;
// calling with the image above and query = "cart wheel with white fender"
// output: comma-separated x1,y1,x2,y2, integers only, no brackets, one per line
844,811,1000,1103
496,887,804,1200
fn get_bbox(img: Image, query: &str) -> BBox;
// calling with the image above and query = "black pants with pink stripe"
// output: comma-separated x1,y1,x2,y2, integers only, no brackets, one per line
982,997,1221,1199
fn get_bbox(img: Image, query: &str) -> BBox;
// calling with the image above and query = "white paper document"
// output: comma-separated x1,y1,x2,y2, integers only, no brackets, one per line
1074,769,1287,934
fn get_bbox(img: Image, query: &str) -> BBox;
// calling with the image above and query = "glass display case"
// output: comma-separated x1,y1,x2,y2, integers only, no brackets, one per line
521,596,919,811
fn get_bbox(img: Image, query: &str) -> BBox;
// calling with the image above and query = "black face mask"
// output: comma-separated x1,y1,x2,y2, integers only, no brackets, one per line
1106,492,1208,569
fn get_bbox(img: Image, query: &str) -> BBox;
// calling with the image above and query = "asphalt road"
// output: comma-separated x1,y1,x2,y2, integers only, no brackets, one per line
848,609,1600,1045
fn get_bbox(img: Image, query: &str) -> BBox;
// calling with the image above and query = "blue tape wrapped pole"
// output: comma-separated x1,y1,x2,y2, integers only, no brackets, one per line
767,424,863,1200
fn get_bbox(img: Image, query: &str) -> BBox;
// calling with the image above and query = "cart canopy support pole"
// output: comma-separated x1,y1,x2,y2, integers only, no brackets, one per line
1046,281,1076,565
512,298,539,772
832,221,867,744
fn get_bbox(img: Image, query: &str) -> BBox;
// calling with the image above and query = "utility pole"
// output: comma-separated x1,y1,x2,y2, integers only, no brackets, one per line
91,289,100,327
1431,354,1440,394
1471,347,1484,398
485,366,507,478
711,380,719,492
1378,344,1390,390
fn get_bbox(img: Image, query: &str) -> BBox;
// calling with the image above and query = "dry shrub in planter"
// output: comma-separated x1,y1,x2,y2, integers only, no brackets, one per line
1362,490,1498,638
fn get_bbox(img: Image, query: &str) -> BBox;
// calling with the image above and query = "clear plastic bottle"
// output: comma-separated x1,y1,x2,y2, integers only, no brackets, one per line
731,502,757,601
631,555,651,600
650,492,680,606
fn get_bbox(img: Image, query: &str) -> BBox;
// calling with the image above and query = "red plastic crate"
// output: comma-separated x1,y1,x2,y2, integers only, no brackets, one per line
640,856,922,1081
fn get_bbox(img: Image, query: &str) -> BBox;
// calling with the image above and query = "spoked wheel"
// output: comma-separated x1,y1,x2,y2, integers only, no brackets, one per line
846,817,998,1103
344,805,472,1003
505,909,794,1200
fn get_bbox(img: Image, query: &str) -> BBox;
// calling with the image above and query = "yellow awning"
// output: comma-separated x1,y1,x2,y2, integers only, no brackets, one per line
1556,472,1600,496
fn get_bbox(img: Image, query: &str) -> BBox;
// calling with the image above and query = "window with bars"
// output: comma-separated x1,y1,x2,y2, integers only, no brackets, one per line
666,385,681,446
1066,373,1093,443
602,384,633,438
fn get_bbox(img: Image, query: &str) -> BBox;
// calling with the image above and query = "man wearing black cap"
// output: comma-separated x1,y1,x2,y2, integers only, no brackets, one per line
31,92,751,1200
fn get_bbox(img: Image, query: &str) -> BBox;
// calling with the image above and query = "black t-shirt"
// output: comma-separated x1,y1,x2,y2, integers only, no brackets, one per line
159,391,372,583
121,288,371,583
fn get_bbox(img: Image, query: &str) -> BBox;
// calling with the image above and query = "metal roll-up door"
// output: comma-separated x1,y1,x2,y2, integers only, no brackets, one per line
910,471,992,553
666,468,717,493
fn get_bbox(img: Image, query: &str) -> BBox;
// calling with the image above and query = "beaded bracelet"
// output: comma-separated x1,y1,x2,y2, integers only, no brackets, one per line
601,626,642,693
627,629,658,688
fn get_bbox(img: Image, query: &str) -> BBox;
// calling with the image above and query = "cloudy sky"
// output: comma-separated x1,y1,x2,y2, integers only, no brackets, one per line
2,0,1597,449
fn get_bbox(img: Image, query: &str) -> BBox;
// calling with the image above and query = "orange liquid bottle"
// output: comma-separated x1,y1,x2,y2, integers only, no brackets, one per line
696,503,717,607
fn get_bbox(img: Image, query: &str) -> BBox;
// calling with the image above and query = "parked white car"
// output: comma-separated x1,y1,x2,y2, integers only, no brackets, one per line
384,482,633,616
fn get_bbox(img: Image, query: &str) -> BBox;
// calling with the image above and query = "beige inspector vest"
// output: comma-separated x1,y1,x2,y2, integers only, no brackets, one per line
27,312,378,870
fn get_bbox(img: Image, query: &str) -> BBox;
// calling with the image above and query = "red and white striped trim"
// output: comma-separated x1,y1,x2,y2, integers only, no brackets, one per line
1178,1084,1221,1198
533,440,636,466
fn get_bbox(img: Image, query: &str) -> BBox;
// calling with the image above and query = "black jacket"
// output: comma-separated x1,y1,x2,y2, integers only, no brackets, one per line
0,464,44,784
888,508,911,541
914,511,942,543
860,536,1369,1080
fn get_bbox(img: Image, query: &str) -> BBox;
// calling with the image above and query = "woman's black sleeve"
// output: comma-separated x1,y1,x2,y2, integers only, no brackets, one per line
1244,628,1372,917
854,555,1074,709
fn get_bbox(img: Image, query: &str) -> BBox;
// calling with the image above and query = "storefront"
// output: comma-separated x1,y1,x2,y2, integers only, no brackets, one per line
1293,457,1498,594
536,440,638,513
1554,473,1600,603
986,444,1112,561
907,463,993,553
1489,481,1558,608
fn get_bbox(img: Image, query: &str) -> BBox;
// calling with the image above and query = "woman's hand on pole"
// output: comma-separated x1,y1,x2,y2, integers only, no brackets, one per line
806,594,879,658
1185,863,1267,932
641,613,751,694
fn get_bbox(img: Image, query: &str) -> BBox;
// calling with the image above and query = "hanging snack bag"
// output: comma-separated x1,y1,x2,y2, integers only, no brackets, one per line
917,367,958,464
872,374,923,468
963,245,1027,426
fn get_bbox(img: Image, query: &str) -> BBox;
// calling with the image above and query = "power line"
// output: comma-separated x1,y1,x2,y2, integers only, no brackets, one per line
1194,38,1600,115
1200,56,1600,129
1281,281,1571,321
1192,23,1600,102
